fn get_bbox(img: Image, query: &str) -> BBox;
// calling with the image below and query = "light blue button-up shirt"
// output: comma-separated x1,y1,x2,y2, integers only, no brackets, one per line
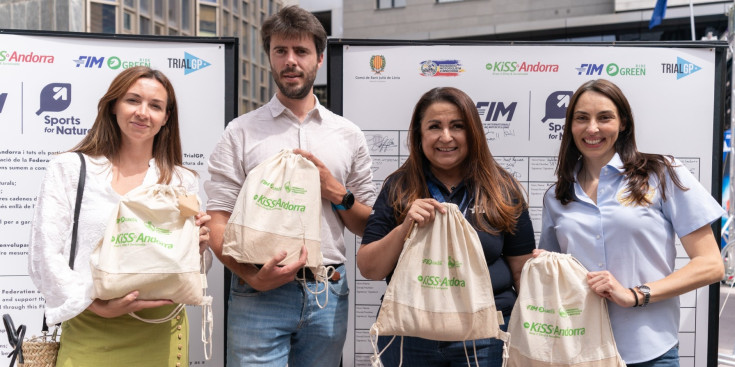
539,153,724,363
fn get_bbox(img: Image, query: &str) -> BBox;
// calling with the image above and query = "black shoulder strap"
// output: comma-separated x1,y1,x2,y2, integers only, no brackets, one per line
68,152,86,269
42,152,86,332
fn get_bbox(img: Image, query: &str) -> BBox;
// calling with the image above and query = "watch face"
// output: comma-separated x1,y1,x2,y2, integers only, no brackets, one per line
639,285,650,293
343,191,355,209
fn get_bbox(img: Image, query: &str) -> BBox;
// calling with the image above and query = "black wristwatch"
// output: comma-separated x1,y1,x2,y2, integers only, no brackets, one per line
331,190,354,211
636,284,651,307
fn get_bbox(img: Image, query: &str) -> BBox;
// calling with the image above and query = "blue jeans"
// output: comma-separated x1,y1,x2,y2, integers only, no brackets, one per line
226,265,349,367
627,345,679,367
376,314,510,367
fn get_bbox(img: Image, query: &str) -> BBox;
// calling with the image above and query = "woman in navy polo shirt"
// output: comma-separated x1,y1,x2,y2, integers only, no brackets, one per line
538,79,724,367
358,87,535,367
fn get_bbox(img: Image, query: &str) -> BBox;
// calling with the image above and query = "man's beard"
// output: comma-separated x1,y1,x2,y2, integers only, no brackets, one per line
272,66,317,100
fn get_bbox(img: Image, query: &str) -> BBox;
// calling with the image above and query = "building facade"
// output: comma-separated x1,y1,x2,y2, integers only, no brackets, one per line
0,0,288,115
343,0,731,42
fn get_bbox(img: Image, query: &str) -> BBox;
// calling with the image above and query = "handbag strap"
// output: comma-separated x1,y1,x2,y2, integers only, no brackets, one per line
42,152,86,333
68,152,86,270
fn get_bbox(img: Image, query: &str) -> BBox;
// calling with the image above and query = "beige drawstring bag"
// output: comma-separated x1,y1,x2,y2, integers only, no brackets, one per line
223,149,334,306
90,184,213,359
507,251,625,367
223,149,322,269
370,202,509,367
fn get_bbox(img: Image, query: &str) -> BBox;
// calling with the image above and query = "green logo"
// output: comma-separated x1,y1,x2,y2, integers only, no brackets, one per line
253,194,306,212
144,221,171,235
416,274,466,289
559,307,582,317
447,255,461,268
107,56,121,70
523,322,585,337
606,63,619,76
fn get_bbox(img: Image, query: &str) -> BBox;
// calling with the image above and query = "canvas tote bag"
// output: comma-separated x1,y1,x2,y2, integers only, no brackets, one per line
507,251,625,367
370,202,509,366
223,149,323,272
90,183,214,359
90,184,206,305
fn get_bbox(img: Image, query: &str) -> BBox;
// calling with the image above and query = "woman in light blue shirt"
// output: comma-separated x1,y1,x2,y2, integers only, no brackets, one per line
538,79,724,367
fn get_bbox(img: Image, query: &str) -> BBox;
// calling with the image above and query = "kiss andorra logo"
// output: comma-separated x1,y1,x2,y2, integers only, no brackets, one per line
168,52,211,75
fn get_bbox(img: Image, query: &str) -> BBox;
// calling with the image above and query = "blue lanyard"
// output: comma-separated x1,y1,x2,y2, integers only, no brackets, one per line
426,180,470,215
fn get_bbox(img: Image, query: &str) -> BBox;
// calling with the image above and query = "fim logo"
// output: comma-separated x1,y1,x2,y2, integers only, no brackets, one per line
168,52,211,75
542,90,573,140
661,57,701,80
36,83,71,115
575,64,604,76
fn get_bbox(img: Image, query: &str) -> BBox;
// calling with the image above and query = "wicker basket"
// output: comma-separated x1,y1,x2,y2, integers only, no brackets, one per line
18,332,59,367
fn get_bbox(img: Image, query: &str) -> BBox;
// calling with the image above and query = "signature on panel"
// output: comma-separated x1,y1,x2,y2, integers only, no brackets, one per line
366,134,397,153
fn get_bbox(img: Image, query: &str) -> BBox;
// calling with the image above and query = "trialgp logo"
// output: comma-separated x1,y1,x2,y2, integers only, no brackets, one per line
417,275,466,289
252,194,306,212
523,322,585,337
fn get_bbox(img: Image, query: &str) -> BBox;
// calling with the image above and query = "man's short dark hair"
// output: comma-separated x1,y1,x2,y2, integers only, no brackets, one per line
261,5,327,56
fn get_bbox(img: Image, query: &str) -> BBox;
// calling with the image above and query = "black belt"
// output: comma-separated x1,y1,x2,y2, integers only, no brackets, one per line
301,264,343,282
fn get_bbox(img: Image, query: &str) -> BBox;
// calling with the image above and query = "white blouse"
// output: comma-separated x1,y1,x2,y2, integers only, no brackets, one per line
28,152,198,325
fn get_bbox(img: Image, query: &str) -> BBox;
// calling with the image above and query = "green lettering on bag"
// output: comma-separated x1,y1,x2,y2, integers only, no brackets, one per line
416,274,466,289
144,221,171,234
116,216,138,224
523,322,585,338
252,194,306,212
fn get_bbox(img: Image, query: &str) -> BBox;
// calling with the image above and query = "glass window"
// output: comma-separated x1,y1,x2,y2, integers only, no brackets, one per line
140,0,149,14
199,4,217,36
436,0,462,2
169,28,178,35
155,23,164,35
90,3,116,33
200,0,217,3
140,16,151,34
223,0,230,9
243,1,248,17
242,80,249,98
181,0,191,31
233,0,238,13
123,11,133,31
154,0,163,19
124,0,135,8
378,0,406,9
250,25,257,59
222,10,230,35
251,64,256,99
168,0,178,25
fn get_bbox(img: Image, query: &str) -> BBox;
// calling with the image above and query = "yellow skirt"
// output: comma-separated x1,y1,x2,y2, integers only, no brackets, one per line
56,305,189,367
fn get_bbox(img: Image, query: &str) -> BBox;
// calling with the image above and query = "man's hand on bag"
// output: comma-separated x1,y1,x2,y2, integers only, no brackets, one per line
87,291,174,318
293,149,343,205
248,245,309,292
586,271,632,307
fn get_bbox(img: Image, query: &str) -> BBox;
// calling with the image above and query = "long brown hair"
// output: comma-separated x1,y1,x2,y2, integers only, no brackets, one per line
387,87,525,234
72,66,187,184
555,79,686,205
